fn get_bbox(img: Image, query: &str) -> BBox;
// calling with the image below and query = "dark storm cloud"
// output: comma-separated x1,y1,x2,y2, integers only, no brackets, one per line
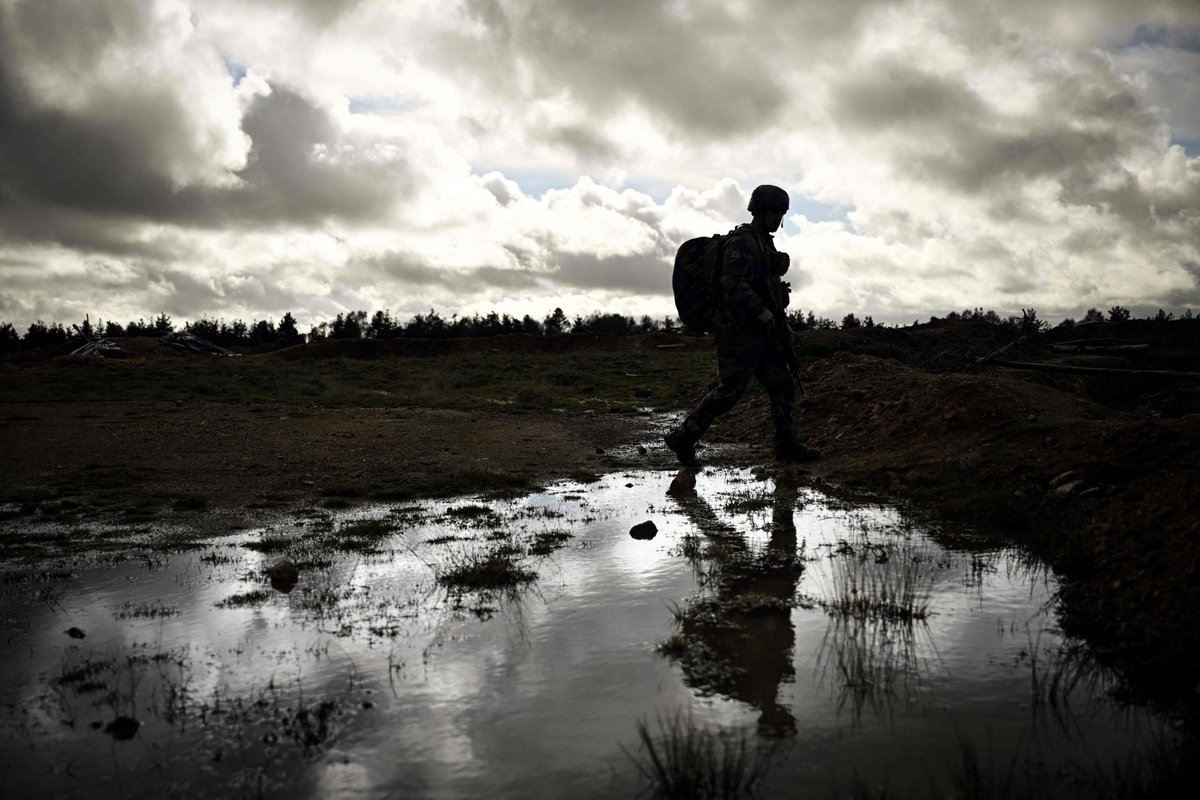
831,61,1151,196
552,252,671,296
542,124,620,161
249,0,367,27
231,87,408,224
0,69,408,240
831,63,987,130
0,203,184,260
827,46,1200,239
0,0,413,247
0,49,207,221
917,127,1128,193
448,0,787,139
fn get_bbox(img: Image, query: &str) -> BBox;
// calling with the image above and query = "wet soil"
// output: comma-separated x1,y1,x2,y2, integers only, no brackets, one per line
3,321,1199,710
0,401,648,514
709,321,1200,706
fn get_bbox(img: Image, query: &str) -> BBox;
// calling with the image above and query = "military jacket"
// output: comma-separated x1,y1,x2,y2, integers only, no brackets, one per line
717,223,787,334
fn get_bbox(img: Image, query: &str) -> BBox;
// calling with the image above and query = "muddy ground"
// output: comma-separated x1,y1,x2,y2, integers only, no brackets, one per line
2,320,1198,713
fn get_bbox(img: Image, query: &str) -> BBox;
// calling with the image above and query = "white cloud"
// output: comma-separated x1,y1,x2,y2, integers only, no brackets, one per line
1,0,1199,332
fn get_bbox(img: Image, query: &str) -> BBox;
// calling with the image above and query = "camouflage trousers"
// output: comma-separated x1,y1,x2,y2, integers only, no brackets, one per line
682,331,797,443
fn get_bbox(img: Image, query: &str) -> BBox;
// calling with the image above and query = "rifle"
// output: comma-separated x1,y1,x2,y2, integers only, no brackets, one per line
763,280,801,378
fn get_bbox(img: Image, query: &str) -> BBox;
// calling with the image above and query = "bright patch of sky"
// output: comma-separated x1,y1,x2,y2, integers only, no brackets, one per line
221,54,246,84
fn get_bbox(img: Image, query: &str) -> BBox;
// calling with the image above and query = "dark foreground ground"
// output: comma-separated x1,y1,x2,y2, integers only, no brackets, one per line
2,320,1198,715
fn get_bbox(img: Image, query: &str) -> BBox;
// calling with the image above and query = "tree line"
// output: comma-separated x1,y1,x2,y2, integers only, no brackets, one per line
0,304,1193,354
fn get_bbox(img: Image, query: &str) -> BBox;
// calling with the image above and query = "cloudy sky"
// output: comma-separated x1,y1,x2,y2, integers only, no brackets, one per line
1,0,1198,331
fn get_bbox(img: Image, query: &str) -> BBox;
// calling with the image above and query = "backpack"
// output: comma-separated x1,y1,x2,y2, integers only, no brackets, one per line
672,232,729,334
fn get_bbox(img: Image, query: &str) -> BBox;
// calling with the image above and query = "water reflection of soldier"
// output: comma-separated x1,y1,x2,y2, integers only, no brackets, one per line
667,473,803,737
665,184,820,466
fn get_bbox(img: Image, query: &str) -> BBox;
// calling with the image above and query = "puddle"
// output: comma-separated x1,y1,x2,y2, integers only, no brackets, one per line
0,469,1179,798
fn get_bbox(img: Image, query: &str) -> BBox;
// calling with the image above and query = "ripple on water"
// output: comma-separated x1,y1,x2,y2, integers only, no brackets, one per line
0,468,1180,799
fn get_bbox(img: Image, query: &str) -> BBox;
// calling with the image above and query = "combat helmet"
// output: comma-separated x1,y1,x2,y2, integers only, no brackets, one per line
747,184,789,214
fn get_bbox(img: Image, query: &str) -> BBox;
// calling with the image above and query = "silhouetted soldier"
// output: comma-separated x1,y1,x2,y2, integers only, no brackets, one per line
665,184,819,465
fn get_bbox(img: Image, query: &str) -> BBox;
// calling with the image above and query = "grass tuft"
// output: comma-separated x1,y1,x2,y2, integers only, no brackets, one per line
215,589,272,608
624,709,774,799
435,547,536,591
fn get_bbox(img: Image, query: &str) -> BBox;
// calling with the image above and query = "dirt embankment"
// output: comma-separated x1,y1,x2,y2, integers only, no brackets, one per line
705,321,1200,705
3,321,1198,706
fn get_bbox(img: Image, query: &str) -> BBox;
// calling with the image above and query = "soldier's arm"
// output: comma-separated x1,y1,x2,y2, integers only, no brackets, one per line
720,235,766,321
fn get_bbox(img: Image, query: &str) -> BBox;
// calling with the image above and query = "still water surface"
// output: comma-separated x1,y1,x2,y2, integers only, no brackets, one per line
0,468,1172,798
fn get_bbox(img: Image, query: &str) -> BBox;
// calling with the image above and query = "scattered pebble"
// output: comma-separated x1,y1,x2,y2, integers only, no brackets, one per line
1049,470,1078,489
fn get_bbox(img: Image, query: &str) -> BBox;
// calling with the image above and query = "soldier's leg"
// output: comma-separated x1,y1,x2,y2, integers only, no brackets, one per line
757,344,820,462
665,336,762,465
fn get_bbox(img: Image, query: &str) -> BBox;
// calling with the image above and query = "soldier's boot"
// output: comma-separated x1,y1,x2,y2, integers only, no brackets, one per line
768,388,819,463
774,435,821,464
664,416,704,467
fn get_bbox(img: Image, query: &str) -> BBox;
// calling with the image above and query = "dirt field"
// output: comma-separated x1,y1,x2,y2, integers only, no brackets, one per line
2,320,1198,711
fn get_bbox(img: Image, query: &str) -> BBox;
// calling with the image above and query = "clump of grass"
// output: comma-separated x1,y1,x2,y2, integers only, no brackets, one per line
426,534,471,545
244,534,294,554
816,538,934,622
215,589,272,608
528,530,573,556
443,504,502,528
114,601,180,619
445,504,493,519
624,710,774,799
720,489,774,515
337,519,395,537
321,518,396,554
55,658,116,690
435,547,536,591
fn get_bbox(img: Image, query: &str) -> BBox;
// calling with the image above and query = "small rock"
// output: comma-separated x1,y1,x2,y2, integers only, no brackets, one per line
65,627,86,639
104,716,140,740
636,445,648,456
1049,470,1078,489
629,521,658,541
268,559,299,593
1079,487,1101,498
594,447,605,455
1052,480,1084,497
625,483,634,488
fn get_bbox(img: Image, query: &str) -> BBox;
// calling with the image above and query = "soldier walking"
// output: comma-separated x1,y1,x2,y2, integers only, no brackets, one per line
665,184,820,466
